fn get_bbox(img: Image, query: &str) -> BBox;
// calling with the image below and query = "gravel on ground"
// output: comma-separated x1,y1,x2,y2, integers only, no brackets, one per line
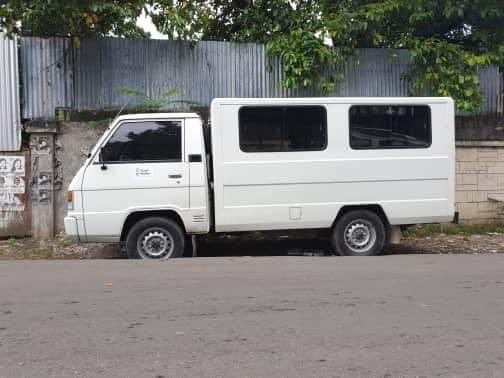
1,230,503,260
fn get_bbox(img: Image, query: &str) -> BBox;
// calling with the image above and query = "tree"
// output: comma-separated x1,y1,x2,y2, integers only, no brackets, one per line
324,0,504,111
151,0,340,91
0,0,150,38
151,0,504,111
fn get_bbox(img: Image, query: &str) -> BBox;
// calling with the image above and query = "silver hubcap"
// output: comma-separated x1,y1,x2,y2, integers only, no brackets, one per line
344,219,377,254
137,228,174,259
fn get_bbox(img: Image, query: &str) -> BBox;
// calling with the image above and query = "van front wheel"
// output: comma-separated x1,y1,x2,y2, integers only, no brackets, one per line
125,217,185,260
332,210,386,256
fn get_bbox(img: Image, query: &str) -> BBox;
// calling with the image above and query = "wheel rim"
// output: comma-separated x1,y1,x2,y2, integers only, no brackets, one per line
343,219,377,254
136,227,175,259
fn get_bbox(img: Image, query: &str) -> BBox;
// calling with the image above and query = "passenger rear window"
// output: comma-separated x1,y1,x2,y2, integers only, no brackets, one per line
101,120,182,162
239,106,327,152
349,105,431,149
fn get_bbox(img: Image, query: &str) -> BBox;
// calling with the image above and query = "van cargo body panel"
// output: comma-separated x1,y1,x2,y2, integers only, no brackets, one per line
211,98,455,232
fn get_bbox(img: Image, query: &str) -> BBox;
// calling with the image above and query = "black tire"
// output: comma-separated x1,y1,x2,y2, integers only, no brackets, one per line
331,210,386,256
125,217,185,260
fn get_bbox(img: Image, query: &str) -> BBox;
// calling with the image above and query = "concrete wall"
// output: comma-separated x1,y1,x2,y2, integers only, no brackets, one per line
54,122,106,233
49,122,504,233
456,143,504,224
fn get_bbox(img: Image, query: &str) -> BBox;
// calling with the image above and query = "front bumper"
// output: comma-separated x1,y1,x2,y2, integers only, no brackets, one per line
64,216,80,242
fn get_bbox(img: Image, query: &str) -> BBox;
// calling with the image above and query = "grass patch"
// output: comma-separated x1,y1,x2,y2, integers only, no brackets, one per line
7,237,17,247
56,237,74,248
404,223,504,237
87,118,112,129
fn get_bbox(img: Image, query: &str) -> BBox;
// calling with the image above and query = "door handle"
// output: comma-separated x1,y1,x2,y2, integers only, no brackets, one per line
168,174,182,179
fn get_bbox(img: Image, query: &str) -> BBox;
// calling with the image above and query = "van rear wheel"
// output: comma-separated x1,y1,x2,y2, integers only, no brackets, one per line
332,210,386,256
125,217,185,260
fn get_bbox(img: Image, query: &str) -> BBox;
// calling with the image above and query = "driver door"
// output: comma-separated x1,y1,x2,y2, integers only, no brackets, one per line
81,119,189,241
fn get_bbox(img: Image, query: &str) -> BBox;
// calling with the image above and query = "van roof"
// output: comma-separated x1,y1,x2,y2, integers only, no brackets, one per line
115,112,200,122
211,97,454,106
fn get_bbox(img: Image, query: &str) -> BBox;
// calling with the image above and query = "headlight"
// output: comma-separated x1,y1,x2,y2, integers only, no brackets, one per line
67,191,74,210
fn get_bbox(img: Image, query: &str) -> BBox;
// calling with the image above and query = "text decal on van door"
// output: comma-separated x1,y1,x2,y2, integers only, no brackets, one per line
136,168,152,176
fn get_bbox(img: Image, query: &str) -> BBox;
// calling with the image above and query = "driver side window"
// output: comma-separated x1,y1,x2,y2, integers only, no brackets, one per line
101,120,182,163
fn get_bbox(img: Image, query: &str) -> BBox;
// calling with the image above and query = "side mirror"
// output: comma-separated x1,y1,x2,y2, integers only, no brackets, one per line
99,149,108,171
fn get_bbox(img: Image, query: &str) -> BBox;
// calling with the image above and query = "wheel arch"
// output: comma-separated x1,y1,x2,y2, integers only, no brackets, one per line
120,209,186,242
332,204,390,229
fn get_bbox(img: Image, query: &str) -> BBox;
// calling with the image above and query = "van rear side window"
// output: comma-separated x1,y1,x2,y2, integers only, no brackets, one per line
239,106,327,152
349,105,431,149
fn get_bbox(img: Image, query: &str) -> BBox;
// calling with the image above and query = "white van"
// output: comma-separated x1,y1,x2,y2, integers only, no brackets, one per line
65,97,455,258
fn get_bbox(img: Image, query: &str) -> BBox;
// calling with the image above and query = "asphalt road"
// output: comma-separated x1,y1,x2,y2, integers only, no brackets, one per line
1,255,504,377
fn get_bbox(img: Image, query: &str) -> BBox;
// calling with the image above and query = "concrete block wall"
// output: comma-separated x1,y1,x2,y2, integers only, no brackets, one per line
54,122,105,233
456,143,504,224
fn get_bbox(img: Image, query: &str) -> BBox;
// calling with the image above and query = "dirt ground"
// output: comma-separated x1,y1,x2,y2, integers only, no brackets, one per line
1,230,503,260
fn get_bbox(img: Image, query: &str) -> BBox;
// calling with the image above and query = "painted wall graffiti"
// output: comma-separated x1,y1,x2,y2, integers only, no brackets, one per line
28,132,58,237
0,156,24,174
30,135,54,205
30,136,51,155
0,156,25,211
54,137,64,191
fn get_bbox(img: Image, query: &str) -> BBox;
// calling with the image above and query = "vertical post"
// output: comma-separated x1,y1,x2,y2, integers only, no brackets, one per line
26,122,59,238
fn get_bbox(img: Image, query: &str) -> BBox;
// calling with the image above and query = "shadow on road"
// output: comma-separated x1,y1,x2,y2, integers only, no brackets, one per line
197,237,331,257
195,235,428,257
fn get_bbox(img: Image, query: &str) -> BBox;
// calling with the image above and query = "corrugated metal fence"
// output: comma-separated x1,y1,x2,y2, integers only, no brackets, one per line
20,37,73,121
0,33,21,151
19,37,504,120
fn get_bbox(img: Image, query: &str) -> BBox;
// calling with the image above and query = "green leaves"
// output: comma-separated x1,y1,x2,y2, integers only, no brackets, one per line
151,0,502,111
151,0,341,93
115,86,199,110
0,0,150,38
405,39,494,112
322,0,503,112
267,29,340,93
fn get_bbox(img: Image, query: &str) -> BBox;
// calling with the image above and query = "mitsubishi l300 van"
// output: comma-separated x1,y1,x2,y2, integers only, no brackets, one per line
65,97,455,258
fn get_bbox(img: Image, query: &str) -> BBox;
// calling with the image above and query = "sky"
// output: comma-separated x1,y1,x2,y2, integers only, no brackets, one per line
136,10,167,39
